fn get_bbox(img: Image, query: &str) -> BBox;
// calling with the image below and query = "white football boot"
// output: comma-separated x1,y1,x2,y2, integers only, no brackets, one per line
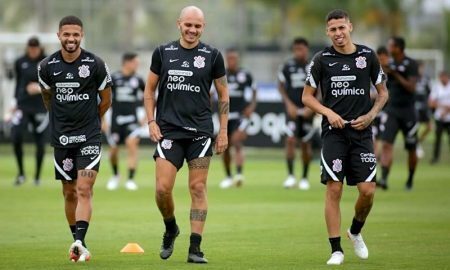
106,175,120,190
347,229,369,259
326,251,344,265
298,178,310,190
125,180,138,191
219,177,234,189
233,174,244,187
283,175,297,188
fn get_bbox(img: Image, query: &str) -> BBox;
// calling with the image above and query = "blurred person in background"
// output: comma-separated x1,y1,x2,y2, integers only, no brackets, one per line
414,61,433,158
144,6,229,263
371,46,390,157
429,70,450,164
10,37,47,186
104,52,145,191
278,37,314,190
219,48,257,189
379,36,419,191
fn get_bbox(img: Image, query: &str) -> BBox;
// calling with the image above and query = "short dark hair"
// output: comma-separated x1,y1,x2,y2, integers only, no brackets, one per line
27,37,40,47
59,15,83,29
292,37,309,48
122,52,138,63
326,9,350,22
390,36,405,52
225,47,239,54
376,46,388,55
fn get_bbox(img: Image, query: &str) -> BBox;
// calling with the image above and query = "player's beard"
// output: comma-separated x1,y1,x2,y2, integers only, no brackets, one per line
62,40,79,53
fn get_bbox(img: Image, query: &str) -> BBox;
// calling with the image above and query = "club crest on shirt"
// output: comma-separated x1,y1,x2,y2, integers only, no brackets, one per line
237,72,247,83
355,56,367,69
161,139,173,150
62,158,74,171
194,56,205,69
78,65,90,78
332,159,343,173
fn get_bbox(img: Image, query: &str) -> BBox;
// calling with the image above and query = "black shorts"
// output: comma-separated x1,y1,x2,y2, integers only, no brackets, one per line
54,142,102,181
371,112,387,140
108,123,140,146
380,108,418,150
11,110,49,136
320,128,377,186
227,118,250,136
153,136,213,170
286,116,315,141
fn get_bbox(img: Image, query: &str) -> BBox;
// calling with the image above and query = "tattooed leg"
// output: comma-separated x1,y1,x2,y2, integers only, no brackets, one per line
188,158,210,234
76,169,97,222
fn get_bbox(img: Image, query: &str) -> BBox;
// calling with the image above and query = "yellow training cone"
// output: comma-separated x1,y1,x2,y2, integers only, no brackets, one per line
120,243,145,253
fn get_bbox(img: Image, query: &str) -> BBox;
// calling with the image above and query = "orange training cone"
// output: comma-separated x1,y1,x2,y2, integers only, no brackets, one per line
120,243,145,253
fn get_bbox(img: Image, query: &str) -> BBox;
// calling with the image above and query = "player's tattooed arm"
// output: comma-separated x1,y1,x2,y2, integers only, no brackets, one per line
213,75,229,154
188,157,211,170
351,82,389,130
98,87,112,118
218,101,229,115
190,209,208,221
41,89,52,111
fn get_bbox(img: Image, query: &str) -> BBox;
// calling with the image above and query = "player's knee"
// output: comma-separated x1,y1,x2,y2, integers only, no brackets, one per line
189,181,206,200
76,184,93,199
63,188,77,202
286,136,296,145
155,183,172,200
327,184,343,200
359,186,375,199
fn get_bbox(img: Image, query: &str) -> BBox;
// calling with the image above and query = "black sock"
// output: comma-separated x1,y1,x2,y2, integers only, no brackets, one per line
329,237,343,253
35,142,45,180
287,158,294,175
381,166,390,183
75,220,89,248
407,168,415,185
302,162,309,179
189,233,202,251
350,218,365,235
236,165,242,175
112,164,118,176
225,167,232,178
69,225,76,241
13,142,24,176
164,217,178,234
128,168,135,180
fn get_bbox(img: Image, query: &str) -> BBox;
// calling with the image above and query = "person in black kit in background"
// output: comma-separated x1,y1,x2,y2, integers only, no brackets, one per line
105,52,145,191
278,37,314,190
302,9,388,265
144,6,229,263
10,37,47,186
414,61,433,159
371,46,390,157
39,16,112,262
379,37,419,191
219,48,257,189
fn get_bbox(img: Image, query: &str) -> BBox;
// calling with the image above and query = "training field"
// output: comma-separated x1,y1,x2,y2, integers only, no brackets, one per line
0,144,449,270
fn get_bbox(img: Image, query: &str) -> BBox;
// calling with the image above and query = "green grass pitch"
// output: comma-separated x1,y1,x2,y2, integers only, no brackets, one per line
0,144,449,269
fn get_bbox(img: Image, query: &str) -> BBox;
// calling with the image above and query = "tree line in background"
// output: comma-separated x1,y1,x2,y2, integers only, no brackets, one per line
0,0,448,66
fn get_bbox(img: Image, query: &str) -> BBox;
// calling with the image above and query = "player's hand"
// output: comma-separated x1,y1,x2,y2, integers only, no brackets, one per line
286,102,298,119
215,129,228,154
326,110,346,129
26,82,41,95
351,114,374,130
149,121,163,142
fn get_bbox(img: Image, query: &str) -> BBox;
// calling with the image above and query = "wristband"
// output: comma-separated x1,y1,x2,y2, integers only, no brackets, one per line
148,119,156,125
